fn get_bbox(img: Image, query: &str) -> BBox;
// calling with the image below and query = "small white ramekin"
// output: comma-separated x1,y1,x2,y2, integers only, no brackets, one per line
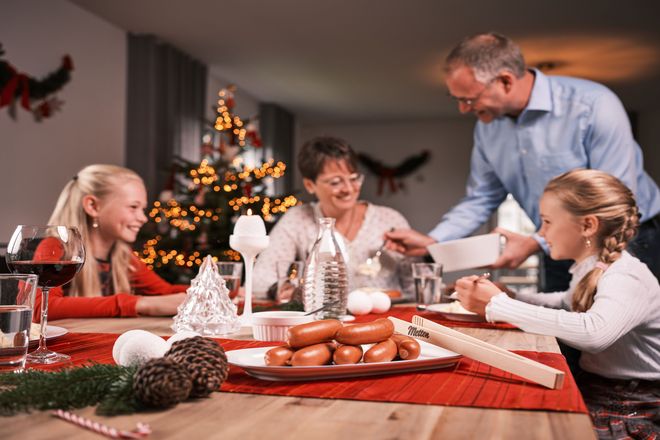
251,311,314,341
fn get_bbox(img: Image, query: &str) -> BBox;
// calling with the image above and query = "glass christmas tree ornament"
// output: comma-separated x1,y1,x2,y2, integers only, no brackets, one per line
172,255,240,335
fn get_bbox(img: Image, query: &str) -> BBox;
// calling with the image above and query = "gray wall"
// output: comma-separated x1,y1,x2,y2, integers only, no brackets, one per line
297,117,477,233
0,0,126,241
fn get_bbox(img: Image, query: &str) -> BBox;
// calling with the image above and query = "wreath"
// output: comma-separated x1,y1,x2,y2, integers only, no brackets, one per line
0,43,74,121
358,150,431,195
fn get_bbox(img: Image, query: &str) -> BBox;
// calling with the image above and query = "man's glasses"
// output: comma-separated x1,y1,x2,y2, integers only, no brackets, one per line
318,173,365,192
447,77,497,107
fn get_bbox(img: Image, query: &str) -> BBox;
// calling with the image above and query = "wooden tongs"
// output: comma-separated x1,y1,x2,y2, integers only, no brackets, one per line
388,316,565,389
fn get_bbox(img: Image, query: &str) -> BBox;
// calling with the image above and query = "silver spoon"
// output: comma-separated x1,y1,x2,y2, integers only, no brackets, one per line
357,228,393,277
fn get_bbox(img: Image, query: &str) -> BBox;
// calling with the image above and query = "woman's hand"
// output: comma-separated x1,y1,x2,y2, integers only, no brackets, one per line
136,293,187,316
277,281,296,303
455,276,503,316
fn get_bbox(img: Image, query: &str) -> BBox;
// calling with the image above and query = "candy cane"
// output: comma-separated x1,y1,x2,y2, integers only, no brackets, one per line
51,409,151,439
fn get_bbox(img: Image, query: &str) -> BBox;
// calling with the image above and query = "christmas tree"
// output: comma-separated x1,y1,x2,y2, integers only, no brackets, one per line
138,86,299,283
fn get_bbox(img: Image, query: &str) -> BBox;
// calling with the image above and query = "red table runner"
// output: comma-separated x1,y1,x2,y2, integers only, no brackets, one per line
246,301,517,330
37,332,586,414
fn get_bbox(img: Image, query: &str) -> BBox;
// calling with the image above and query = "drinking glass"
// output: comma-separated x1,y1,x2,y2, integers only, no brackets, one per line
6,226,85,364
412,263,443,310
0,274,38,372
276,260,303,303
217,261,243,299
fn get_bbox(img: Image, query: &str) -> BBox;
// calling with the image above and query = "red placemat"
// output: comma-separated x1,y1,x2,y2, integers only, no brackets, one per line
354,306,518,330
34,333,586,414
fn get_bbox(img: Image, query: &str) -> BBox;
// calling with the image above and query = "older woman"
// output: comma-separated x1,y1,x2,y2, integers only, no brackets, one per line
253,136,415,300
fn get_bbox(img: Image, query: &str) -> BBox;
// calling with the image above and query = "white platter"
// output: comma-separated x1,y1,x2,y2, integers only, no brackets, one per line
425,303,485,322
227,340,461,381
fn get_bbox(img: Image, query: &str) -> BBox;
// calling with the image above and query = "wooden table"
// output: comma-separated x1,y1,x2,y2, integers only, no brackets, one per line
4,316,595,440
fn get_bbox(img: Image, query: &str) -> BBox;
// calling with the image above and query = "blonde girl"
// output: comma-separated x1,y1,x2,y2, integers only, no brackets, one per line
455,169,659,438
39,164,187,319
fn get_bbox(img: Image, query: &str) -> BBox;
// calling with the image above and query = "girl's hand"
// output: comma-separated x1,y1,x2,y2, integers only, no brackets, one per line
136,293,187,316
455,276,503,316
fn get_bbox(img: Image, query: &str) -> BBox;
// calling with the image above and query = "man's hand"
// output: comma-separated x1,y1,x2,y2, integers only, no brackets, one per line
491,227,540,269
384,228,437,257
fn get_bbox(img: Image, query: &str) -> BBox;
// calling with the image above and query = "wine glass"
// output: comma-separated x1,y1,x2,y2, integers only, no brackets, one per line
5,226,85,364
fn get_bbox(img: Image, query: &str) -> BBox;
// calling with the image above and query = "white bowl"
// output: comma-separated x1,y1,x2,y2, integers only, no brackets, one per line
251,311,314,341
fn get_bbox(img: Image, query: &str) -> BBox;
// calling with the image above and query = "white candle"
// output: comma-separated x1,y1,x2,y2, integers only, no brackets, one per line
233,209,266,236
229,209,270,328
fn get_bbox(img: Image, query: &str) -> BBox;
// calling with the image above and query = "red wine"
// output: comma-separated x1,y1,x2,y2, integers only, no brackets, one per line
9,261,83,288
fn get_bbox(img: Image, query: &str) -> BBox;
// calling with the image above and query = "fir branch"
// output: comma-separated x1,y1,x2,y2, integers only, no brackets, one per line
96,366,144,416
253,300,304,313
0,364,136,416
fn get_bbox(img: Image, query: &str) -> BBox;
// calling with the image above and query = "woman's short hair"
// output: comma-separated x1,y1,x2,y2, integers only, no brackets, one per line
297,136,359,181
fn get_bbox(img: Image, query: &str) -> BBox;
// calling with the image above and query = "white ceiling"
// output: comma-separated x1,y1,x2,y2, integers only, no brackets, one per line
71,0,660,123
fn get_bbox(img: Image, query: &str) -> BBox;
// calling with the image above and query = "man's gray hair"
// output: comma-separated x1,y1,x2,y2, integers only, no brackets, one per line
445,32,526,83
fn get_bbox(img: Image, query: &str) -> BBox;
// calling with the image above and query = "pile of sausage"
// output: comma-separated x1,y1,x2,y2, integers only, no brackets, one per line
264,318,421,366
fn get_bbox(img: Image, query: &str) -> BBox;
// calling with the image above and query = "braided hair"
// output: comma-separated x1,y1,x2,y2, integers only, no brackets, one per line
543,169,640,312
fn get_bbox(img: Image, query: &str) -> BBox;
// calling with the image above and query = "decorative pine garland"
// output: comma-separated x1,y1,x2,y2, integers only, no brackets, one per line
0,364,141,416
0,43,74,120
358,150,431,195
0,336,229,417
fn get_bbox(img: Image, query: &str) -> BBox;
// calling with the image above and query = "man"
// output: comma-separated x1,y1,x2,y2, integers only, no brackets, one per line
386,32,660,290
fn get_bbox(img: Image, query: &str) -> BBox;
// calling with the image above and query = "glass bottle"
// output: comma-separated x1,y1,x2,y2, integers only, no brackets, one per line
302,217,348,319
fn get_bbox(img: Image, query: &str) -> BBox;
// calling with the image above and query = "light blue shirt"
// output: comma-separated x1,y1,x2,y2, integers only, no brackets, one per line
429,69,660,249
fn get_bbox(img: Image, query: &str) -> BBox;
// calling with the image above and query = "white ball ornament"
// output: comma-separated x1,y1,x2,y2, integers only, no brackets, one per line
166,331,201,348
116,332,169,367
369,291,391,314
112,330,157,364
347,289,373,315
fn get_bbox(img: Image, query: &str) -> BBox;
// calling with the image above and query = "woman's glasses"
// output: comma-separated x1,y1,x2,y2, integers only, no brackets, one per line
318,173,365,193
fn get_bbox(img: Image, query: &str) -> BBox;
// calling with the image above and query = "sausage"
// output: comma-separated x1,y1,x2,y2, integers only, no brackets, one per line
363,338,398,363
286,319,342,348
335,318,394,345
391,334,421,360
290,342,335,366
264,346,295,366
333,344,363,365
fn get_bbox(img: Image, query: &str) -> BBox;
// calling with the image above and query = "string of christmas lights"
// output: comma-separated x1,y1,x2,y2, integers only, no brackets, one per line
137,88,300,281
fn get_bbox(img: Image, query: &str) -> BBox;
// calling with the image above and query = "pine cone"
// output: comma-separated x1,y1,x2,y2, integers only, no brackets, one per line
133,358,192,408
164,336,229,398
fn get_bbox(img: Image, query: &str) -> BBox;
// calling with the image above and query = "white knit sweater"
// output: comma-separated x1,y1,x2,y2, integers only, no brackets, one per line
253,202,417,298
486,251,660,380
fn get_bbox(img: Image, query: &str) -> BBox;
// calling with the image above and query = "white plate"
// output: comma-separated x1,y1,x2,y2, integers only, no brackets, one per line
227,340,461,381
29,325,68,343
425,303,485,322
427,233,501,272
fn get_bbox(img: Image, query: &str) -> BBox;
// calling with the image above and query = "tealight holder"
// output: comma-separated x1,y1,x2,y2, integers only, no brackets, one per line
229,234,269,326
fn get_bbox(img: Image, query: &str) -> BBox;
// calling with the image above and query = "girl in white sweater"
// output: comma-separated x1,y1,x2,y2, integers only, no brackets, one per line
455,169,659,439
